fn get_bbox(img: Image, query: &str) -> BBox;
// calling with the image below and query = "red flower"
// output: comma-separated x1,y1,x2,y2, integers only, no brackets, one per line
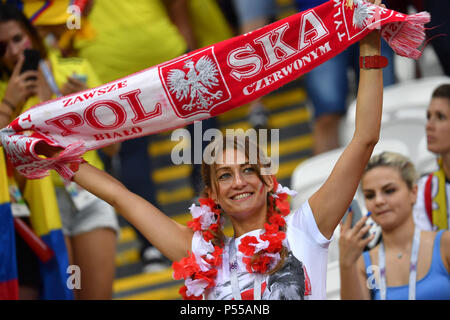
179,285,203,300
204,246,223,266
209,223,219,233
277,192,288,201
271,176,279,193
199,197,221,215
238,236,259,256
172,252,200,280
249,255,272,273
187,217,202,231
269,214,286,228
261,232,286,253
267,197,279,216
242,257,254,273
202,230,214,242
275,197,290,215
264,222,279,234
194,269,217,289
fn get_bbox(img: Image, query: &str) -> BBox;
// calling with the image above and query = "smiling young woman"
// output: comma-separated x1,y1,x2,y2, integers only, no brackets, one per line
36,0,389,300
69,20,384,299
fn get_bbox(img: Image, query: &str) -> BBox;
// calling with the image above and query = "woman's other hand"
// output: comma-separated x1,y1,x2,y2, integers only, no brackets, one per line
339,210,375,268
3,54,39,110
359,0,384,56
60,75,88,96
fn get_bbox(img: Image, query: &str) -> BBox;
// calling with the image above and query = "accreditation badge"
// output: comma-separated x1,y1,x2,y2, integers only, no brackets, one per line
64,181,97,211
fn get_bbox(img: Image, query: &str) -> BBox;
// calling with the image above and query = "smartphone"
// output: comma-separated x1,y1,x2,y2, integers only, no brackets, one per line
20,49,41,74
342,199,370,240
342,199,363,226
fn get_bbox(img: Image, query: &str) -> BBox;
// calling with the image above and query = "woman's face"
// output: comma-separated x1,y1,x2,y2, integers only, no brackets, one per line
426,97,450,155
362,166,417,231
0,20,33,71
209,148,273,222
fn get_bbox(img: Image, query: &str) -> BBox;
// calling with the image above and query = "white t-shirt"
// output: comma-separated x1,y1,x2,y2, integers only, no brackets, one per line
191,200,333,300
413,175,450,231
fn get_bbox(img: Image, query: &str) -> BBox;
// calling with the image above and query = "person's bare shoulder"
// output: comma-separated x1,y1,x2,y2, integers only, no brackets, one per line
439,230,450,272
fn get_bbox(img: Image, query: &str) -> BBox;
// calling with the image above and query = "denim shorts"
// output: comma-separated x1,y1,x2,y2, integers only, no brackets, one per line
232,0,277,25
55,186,119,237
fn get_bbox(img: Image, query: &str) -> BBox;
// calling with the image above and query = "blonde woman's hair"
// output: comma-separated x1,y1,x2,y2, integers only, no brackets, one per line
364,152,418,189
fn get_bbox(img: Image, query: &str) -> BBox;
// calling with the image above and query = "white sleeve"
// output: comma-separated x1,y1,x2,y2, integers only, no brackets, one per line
287,200,334,248
286,200,333,300
413,176,434,231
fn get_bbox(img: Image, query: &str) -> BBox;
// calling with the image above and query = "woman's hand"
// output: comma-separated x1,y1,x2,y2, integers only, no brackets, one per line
3,54,39,110
339,210,374,269
34,141,64,158
359,0,384,56
60,75,88,96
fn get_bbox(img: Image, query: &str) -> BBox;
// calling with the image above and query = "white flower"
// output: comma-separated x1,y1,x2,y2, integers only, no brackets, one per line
353,0,375,29
185,278,209,297
189,204,218,229
194,232,214,271
249,239,270,253
273,183,298,198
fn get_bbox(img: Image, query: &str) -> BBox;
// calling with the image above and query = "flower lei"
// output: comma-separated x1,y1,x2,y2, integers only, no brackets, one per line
172,177,297,300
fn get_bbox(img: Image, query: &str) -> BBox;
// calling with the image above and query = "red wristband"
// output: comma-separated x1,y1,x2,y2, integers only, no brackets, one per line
359,55,388,69
68,159,87,181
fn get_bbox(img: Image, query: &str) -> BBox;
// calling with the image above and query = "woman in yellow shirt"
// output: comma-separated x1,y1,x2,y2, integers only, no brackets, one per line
0,4,118,299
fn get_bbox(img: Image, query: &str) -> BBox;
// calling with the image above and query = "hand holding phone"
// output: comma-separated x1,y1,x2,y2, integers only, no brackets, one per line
342,200,366,229
3,49,40,109
339,200,375,267
20,49,41,74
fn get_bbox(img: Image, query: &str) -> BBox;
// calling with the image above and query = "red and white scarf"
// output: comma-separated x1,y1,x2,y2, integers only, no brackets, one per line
0,0,430,180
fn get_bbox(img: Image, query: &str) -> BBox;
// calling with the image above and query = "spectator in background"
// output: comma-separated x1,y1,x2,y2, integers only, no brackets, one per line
1,3,119,299
339,152,450,300
21,0,95,58
295,0,396,155
74,0,233,272
413,84,450,231
231,0,277,130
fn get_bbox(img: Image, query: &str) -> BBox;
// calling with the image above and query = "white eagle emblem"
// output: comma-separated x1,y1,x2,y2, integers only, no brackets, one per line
167,56,223,111
351,0,376,29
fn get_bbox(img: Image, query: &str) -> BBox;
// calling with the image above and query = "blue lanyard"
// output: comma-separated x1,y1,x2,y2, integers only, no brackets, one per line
39,60,62,97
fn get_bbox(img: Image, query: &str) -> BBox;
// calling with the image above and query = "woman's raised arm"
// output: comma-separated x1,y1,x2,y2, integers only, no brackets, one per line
309,1,384,239
72,162,194,262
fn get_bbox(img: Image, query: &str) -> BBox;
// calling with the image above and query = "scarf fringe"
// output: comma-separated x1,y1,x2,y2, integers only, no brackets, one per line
18,140,86,181
49,141,86,181
387,12,430,60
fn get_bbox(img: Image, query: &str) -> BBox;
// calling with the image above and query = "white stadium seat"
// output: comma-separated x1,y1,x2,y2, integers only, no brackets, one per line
341,76,450,160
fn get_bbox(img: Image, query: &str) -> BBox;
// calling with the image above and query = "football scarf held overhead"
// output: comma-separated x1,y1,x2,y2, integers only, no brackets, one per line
0,0,430,180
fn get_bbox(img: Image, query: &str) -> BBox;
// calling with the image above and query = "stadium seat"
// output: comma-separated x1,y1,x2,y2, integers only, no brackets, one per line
340,76,450,155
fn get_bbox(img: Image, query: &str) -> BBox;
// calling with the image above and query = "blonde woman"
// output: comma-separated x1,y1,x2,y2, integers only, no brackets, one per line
339,152,450,300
